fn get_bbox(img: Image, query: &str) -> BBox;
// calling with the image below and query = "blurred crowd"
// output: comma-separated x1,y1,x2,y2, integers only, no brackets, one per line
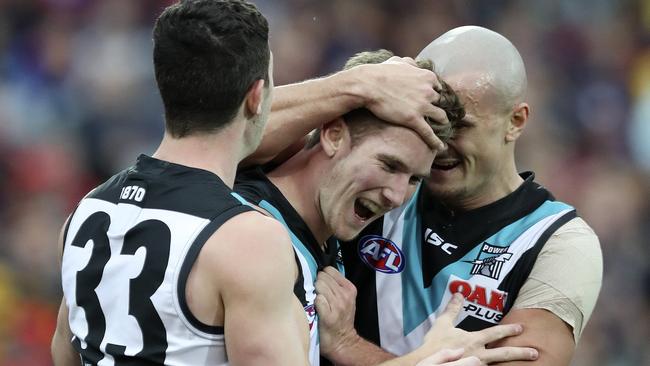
0,0,647,365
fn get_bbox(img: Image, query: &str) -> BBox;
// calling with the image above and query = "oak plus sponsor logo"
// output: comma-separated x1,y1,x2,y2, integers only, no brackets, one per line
358,235,405,274
464,242,512,280
449,278,507,324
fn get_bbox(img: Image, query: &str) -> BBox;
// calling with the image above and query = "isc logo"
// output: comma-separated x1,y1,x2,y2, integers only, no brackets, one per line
424,228,458,255
358,235,405,274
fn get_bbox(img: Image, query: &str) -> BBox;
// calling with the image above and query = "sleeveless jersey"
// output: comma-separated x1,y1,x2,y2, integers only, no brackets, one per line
61,155,253,366
235,167,344,366
342,172,577,355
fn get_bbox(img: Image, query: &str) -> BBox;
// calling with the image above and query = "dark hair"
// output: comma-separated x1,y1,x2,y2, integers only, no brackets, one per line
153,0,270,138
306,49,464,148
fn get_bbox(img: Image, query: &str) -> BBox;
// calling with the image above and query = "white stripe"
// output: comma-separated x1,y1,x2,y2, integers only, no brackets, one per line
375,205,411,355
293,248,320,366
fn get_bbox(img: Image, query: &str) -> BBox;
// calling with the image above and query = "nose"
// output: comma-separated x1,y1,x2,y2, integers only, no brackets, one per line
381,175,410,209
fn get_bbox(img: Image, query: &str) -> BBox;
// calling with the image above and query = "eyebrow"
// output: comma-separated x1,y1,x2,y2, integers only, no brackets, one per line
377,153,430,180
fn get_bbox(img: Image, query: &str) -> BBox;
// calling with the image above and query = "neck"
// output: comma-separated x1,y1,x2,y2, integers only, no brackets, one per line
152,126,245,188
268,149,331,248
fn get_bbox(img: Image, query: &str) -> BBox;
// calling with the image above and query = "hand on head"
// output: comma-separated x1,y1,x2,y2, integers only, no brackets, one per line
352,56,452,151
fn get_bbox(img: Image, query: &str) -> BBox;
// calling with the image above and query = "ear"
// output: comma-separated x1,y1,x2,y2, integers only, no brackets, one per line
320,118,349,157
244,79,265,117
505,102,529,143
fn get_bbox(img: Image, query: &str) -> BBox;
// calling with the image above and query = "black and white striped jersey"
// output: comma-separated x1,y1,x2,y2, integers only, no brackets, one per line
61,155,252,366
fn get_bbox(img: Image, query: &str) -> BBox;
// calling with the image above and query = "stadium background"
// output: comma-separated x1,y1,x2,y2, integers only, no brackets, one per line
0,0,648,364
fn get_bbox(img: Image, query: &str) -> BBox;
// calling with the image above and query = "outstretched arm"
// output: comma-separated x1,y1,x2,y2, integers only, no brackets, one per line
316,267,538,366
244,58,448,166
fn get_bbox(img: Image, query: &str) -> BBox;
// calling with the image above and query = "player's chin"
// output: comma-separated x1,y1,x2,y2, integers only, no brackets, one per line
335,224,363,242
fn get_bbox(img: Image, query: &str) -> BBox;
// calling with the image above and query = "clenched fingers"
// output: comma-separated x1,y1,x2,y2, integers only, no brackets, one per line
315,293,331,315
315,268,357,318
315,273,337,302
321,266,356,293
423,103,450,126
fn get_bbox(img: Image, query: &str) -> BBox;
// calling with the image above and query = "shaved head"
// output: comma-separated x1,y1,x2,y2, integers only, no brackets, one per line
417,26,527,113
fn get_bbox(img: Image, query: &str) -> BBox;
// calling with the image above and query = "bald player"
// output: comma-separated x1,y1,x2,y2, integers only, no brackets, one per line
247,27,603,366
323,26,603,366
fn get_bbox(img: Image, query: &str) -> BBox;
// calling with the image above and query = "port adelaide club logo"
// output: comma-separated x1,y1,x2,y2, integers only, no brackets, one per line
464,242,512,280
358,235,405,274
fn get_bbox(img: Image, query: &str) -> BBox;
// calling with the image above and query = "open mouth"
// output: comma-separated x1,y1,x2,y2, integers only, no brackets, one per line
432,160,461,171
354,198,380,221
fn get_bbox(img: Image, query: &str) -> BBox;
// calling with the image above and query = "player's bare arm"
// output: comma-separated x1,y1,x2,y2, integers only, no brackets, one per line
243,59,448,166
196,211,309,366
52,299,80,366
316,268,539,366
52,216,81,366
487,308,573,366
485,221,602,366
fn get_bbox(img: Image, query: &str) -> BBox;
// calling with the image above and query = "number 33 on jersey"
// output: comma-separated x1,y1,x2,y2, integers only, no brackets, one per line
61,155,251,366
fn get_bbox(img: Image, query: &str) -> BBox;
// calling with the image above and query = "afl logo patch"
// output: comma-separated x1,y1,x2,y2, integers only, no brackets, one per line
358,235,405,274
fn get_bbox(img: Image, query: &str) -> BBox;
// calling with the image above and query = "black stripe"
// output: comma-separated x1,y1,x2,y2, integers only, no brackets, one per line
177,204,254,335
501,210,578,312
293,251,307,306
341,216,384,346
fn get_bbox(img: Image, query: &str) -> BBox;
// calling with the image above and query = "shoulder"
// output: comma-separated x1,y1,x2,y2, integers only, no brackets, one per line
543,217,602,268
525,217,602,289
208,210,293,257
202,211,296,285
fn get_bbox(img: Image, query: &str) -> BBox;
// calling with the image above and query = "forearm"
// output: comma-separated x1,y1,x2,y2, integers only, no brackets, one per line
325,335,396,366
329,340,438,366
244,69,364,165
51,329,80,366
51,300,80,366
489,308,574,366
